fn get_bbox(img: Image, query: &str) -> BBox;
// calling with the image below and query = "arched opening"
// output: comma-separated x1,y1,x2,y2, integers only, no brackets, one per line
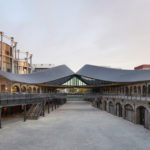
125,104,134,123
12,85,20,93
21,86,26,93
27,87,32,93
104,101,107,111
116,103,122,117
136,106,149,128
33,87,37,93
109,101,114,114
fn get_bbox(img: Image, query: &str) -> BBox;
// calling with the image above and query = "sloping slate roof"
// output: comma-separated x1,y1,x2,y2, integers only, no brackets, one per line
1,64,150,84
76,64,150,83
0,65,74,84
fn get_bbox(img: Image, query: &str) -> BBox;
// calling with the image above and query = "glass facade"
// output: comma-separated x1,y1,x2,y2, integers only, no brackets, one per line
63,76,86,86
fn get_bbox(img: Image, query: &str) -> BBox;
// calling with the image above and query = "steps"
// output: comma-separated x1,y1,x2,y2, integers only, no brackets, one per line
27,103,43,120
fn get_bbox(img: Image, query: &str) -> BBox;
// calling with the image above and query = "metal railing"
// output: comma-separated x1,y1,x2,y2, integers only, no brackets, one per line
0,93,150,107
0,93,50,107
100,93,150,102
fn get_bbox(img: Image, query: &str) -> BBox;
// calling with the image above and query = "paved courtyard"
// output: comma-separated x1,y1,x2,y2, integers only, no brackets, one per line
0,101,150,150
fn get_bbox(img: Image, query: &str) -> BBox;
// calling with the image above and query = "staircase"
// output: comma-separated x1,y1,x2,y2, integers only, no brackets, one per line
27,103,43,120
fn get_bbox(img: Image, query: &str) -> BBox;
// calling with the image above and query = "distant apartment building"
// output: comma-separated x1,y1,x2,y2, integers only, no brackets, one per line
32,64,55,72
0,32,32,74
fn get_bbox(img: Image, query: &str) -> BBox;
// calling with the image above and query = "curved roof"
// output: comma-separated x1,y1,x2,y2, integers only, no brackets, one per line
76,64,150,83
1,64,150,85
0,65,74,84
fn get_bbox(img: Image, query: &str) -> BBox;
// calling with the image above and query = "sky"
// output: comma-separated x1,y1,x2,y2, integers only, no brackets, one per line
0,0,150,72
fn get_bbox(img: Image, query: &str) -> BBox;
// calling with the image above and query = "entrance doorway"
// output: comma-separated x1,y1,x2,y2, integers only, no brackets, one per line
136,106,146,126
109,101,114,114
139,107,145,125
116,103,122,117
125,104,134,123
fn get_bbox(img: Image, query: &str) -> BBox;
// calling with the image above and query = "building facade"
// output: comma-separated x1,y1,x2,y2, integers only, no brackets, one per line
0,64,150,130
0,31,150,130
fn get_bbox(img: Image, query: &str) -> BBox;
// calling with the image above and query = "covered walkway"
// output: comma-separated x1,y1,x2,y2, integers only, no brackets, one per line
0,101,150,150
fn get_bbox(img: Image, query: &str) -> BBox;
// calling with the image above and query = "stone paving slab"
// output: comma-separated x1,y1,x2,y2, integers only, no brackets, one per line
0,101,150,150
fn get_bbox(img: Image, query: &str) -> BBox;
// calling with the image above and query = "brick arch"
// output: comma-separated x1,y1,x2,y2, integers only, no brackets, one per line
102,100,107,111
27,86,33,93
135,105,150,129
102,98,108,102
123,103,135,111
12,83,20,89
108,100,115,114
21,84,27,88
21,85,27,92
12,84,20,93
33,87,37,93
124,103,135,123
116,102,123,117
107,98,115,105
135,104,150,113
115,99,124,106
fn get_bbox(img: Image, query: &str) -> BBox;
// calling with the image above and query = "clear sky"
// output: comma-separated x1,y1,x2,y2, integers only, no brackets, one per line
0,0,150,71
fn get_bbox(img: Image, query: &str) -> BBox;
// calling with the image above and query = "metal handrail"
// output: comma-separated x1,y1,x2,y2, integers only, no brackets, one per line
0,93,150,107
